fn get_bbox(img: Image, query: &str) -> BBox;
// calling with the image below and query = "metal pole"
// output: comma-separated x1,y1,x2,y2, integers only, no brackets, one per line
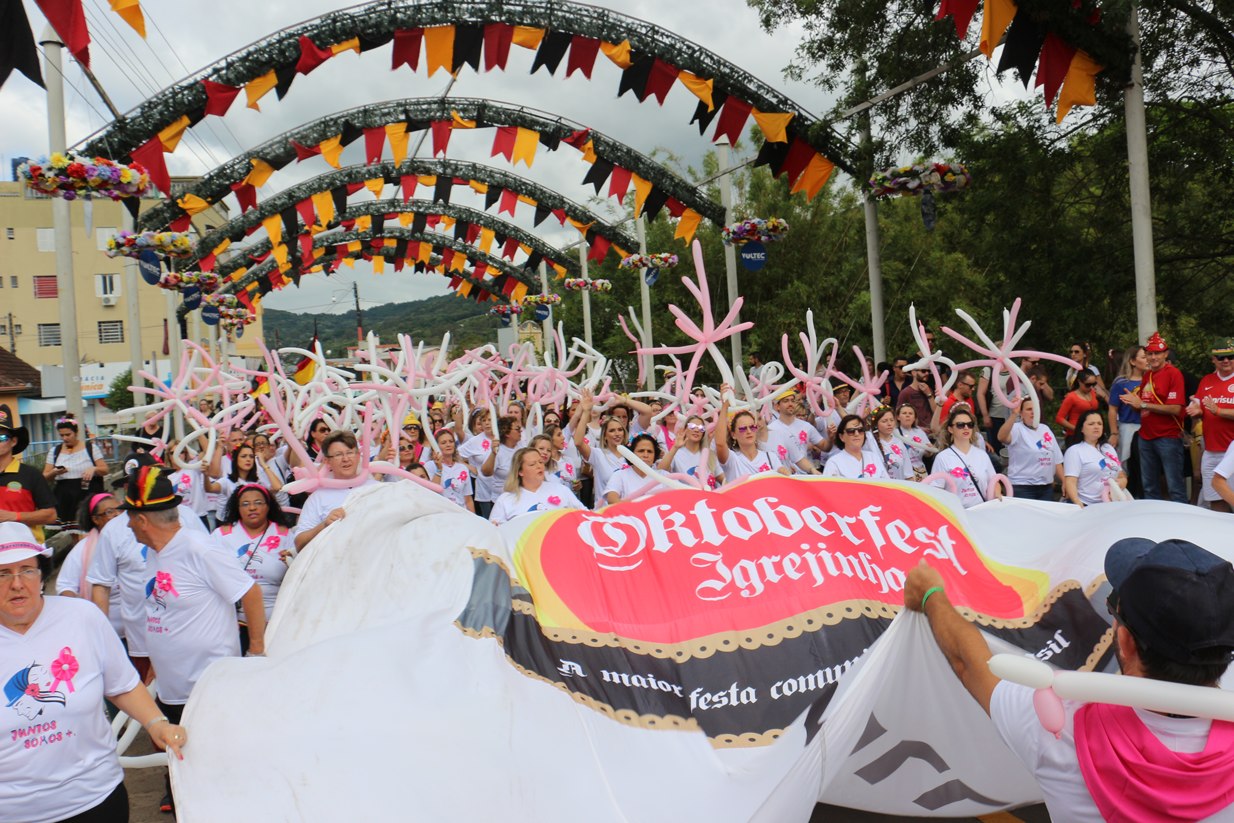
1125,2,1157,342
41,27,83,419
165,290,184,441
121,209,145,406
635,216,655,388
578,243,592,347
715,140,744,371
537,260,552,364
859,118,887,365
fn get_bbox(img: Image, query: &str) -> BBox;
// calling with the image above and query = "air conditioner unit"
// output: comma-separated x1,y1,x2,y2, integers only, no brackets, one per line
101,295,118,306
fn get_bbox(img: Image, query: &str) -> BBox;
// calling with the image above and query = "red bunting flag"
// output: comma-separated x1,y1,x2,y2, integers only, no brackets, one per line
465,224,481,244
441,248,456,269
295,35,333,75
780,138,816,187
563,128,591,148
501,237,519,260
713,97,753,145
202,80,240,116
170,214,191,233
401,175,417,202
129,136,170,196
482,23,513,71
501,277,518,296
498,190,519,216
665,197,686,218
645,58,680,105
588,236,611,262
34,0,90,67
473,261,488,278
431,120,452,156
363,127,385,164
609,166,633,200
198,253,216,272
295,198,315,228
936,0,980,38
290,139,321,161
551,208,567,225
1036,32,1077,106
392,28,423,70
491,126,517,162
230,182,257,212
299,234,313,260
566,36,601,78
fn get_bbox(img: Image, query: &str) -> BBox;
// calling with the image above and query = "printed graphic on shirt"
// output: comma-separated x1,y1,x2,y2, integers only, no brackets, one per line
443,469,469,490
4,650,78,722
145,571,181,609
236,535,281,566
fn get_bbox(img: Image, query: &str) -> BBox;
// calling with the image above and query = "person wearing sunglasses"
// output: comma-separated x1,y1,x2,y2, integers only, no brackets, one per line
1186,337,1234,513
0,404,56,543
822,415,889,480
660,415,720,489
1064,341,1108,400
714,384,790,482
930,408,1001,508
1056,371,1104,447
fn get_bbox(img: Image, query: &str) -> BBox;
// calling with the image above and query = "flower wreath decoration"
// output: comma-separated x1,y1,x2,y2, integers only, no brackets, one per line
522,293,562,306
721,217,789,246
618,253,679,270
105,230,194,259
17,153,151,201
564,279,612,292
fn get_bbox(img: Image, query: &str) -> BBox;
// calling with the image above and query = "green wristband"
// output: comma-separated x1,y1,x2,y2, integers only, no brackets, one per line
920,586,945,611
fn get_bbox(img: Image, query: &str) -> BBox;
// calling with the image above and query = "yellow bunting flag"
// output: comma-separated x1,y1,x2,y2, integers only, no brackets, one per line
468,181,489,195
580,140,598,164
319,135,343,168
424,25,455,76
512,26,544,49
228,267,247,283
418,175,437,187
157,115,190,152
341,257,355,268
1055,51,1102,123
981,0,1018,60
261,214,282,247
108,0,145,37
478,227,495,253
790,154,835,200
450,253,466,272
212,239,230,256
439,216,456,230
517,194,537,207
600,40,632,69
245,71,277,111
417,243,433,263
677,71,715,110
631,174,653,217
458,281,472,297
512,128,539,167
451,111,477,129
551,262,566,279
386,123,409,165
567,217,594,235
347,240,362,254
176,193,210,216
272,244,289,268
372,256,385,274
675,209,703,244
311,191,334,227
332,37,360,55
398,212,414,227
243,157,275,188
751,110,794,143
511,282,528,301
354,215,372,232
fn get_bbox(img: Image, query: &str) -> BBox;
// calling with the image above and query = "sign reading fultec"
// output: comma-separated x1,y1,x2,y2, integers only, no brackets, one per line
456,477,1112,746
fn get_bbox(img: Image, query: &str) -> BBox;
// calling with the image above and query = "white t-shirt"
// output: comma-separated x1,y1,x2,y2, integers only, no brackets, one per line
489,481,586,525
56,534,124,638
896,425,934,473
424,459,472,509
990,681,1230,823
0,597,140,823
1063,442,1124,505
1005,421,1064,486
671,447,718,489
483,444,518,496
86,506,206,657
144,528,256,705
821,450,890,480
766,417,822,470
866,434,914,480
588,446,627,492
602,468,668,503
930,445,998,507
44,442,96,480
211,523,292,619
721,448,777,483
814,410,843,465
291,478,379,543
458,434,497,503
168,468,209,517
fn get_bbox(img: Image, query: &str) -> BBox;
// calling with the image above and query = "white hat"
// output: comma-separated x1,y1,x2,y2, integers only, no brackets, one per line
0,522,49,565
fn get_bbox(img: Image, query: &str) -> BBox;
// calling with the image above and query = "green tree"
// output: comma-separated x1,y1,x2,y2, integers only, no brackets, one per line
105,369,135,413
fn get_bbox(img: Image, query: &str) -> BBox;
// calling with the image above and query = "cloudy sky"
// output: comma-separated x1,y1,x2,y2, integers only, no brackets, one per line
3,0,1027,314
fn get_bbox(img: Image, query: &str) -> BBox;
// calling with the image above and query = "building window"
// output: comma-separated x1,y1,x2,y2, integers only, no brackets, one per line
36,228,55,252
0,324,5,335
5,228,13,240
9,276,16,288
95,274,119,297
95,228,117,252
33,275,58,299
98,320,124,344
37,323,61,347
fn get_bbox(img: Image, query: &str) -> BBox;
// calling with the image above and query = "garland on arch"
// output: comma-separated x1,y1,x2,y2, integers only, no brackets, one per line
869,163,972,198
204,293,255,331
522,294,561,307
721,217,788,246
159,272,221,293
619,253,679,270
489,304,523,318
106,230,194,259
564,278,612,292
17,153,151,201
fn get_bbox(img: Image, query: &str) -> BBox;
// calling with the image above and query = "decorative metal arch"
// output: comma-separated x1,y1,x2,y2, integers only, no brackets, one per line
136,97,720,232
192,197,581,278
73,0,856,172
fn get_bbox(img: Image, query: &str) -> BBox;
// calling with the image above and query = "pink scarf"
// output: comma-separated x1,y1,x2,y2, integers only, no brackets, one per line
1075,702,1234,822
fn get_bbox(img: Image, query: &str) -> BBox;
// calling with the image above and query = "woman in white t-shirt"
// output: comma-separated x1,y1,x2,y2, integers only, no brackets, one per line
714,385,788,483
660,414,720,489
423,429,475,513
895,403,936,479
573,390,630,494
998,397,1064,501
0,522,186,821
823,414,890,480
489,448,586,525
931,407,1001,508
212,485,295,634
866,406,914,480
603,434,669,505
209,443,285,523
546,425,583,490
1063,410,1127,507
458,408,496,518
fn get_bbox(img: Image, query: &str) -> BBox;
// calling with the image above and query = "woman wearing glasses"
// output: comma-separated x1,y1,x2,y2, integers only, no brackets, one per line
661,415,720,489
55,495,125,639
1064,341,1108,399
1063,410,1127,507
489,448,586,525
289,419,330,470
823,415,890,480
574,390,631,494
931,408,1002,508
1056,371,1103,446
291,431,377,552
714,385,788,482
213,485,295,650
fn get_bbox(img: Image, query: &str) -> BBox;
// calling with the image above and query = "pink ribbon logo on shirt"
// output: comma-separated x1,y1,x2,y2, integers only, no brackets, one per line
260,535,281,553
863,464,878,476
548,495,562,505
776,445,788,460
48,648,79,694
156,571,180,598
798,431,808,444
481,439,491,451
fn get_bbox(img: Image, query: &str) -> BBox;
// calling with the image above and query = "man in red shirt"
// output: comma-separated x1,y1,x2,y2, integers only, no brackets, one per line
933,371,977,431
1120,332,1186,503
1188,336,1234,512
0,404,56,541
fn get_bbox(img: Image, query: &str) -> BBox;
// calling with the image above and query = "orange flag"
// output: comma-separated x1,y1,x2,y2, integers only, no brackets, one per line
1055,51,1102,123
512,128,539,167
245,71,277,110
157,115,190,152
108,0,145,37
424,26,455,76
981,0,1018,59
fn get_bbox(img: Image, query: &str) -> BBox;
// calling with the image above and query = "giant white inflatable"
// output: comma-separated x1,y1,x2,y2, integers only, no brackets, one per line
170,478,1234,820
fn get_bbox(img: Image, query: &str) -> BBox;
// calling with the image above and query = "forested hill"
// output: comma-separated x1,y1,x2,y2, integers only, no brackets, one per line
261,294,500,354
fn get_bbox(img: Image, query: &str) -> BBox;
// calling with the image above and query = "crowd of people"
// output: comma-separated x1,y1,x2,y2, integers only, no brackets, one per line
1,325,1233,821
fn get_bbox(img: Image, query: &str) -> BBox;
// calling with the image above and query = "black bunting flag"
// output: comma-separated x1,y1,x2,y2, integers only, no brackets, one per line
452,24,483,72
412,212,428,235
433,176,453,204
0,0,44,89
618,53,655,100
530,30,572,75
642,187,670,222
582,159,615,194
339,121,363,147
691,92,727,136
998,13,1048,86
484,186,502,211
274,62,297,100
280,206,299,248
358,30,393,52
331,186,348,218
533,203,551,227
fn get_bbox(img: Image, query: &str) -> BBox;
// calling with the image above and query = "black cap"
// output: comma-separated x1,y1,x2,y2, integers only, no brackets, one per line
1106,538,1234,664
120,465,183,513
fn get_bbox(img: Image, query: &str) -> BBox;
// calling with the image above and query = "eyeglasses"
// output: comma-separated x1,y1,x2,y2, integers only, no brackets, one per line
311,428,328,435
0,434,11,443
326,449,358,460
0,568,41,584
735,424,758,434
403,424,421,431
1083,382,1098,388
93,507,120,520
686,423,705,431
961,382,976,389
398,445,414,451
952,421,975,429
1217,355,1234,362
842,427,865,435
239,500,268,509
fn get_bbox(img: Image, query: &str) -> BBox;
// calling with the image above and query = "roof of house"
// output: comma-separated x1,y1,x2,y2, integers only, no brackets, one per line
0,347,41,395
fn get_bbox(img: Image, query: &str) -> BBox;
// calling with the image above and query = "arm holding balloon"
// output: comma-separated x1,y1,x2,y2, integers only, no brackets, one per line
903,562,999,715
713,387,732,466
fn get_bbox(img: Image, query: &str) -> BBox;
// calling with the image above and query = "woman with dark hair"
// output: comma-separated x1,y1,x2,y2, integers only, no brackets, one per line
212,484,295,630
866,405,914,480
480,415,525,501
458,408,496,518
603,434,667,504
714,384,787,482
42,414,109,523
1056,371,1103,445
823,414,889,480
931,407,1002,508
55,495,126,638
208,443,284,524
1064,341,1108,400
289,419,331,470
1063,409,1127,507
488,448,585,525
895,403,935,479
998,397,1064,501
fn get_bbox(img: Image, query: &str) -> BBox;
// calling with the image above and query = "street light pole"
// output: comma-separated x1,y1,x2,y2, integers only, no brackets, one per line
578,243,592,347
715,139,744,369
1124,1,1157,342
